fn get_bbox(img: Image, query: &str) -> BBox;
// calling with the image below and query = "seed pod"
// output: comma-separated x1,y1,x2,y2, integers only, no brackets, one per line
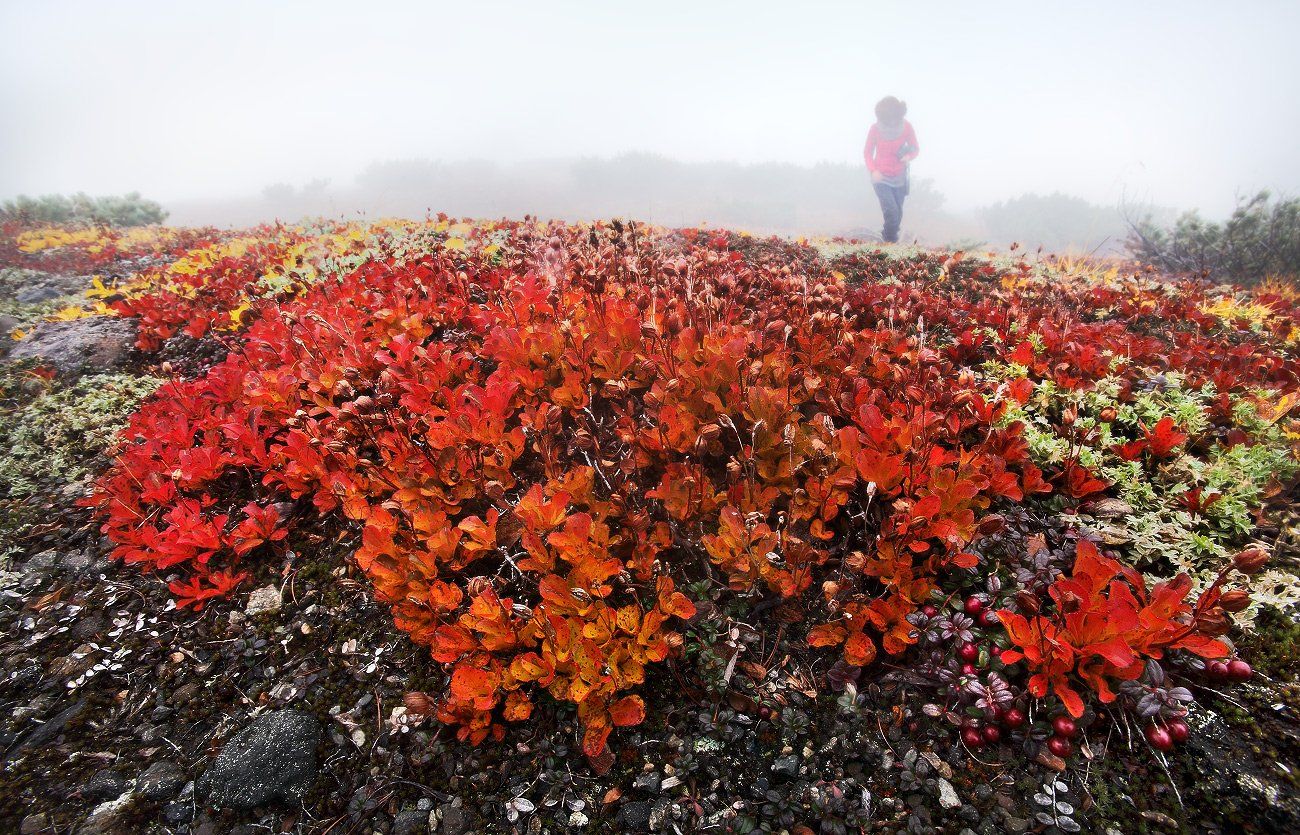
403,691,435,716
1233,547,1269,575
1219,589,1251,613
1014,590,1041,615
1195,608,1231,636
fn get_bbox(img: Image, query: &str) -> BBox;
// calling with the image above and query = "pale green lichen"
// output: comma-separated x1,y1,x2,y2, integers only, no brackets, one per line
0,370,160,499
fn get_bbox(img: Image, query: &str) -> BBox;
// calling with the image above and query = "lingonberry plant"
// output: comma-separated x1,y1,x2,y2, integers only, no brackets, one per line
5,215,1295,765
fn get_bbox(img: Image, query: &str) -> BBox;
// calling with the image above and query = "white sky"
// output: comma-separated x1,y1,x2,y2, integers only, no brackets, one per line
2,0,1298,215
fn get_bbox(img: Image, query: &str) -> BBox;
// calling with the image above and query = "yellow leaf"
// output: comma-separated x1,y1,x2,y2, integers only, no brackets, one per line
228,301,252,328
11,328,27,341
444,237,467,252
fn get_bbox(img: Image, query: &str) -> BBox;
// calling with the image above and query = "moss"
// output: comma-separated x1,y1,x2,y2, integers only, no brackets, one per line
1237,606,1300,683
0,369,159,502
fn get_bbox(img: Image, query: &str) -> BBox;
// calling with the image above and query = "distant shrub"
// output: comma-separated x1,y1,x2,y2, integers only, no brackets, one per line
0,192,167,228
1126,191,1300,285
977,192,1126,254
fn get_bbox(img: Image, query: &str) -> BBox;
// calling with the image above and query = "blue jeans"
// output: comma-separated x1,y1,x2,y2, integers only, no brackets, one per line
873,182,907,243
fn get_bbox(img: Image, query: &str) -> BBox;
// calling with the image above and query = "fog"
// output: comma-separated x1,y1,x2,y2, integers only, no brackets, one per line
2,0,1298,246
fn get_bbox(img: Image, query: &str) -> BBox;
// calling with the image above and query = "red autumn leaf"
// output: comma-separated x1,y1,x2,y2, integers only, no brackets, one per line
1143,416,1189,458
608,695,646,727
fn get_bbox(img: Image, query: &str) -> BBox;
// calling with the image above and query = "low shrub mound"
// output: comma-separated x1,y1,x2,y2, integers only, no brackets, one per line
5,217,1297,774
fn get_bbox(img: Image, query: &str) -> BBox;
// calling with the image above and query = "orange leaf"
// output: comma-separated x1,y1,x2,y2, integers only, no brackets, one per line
806,623,847,648
608,694,646,727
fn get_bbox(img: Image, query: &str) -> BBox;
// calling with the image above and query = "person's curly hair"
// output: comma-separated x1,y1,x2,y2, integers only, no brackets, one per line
874,96,907,124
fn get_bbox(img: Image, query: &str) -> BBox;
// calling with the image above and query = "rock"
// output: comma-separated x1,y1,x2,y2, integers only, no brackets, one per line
393,805,428,835
162,800,194,825
771,754,799,779
4,699,84,761
78,792,136,835
245,585,282,616
936,777,961,809
1082,497,1133,519
136,759,185,801
19,813,51,834
435,798,472,834
1035,749,1067,772
0,314,17,358
81,770,131,802
16,284,63,304
633,771,661,793
920,750,952,779
198,709,320,810
1139,810,1179,828
7,316,136,376
170,681,202,706
20,549,59,583
618,800,652,831
58,550,96,577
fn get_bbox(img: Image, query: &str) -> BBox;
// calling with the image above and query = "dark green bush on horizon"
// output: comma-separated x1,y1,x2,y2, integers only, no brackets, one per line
1126,191,1300,285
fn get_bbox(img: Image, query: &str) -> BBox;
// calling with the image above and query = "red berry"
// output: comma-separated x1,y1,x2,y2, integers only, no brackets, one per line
964,596,984,616
1227,659,1253,681
1206,660,1229,680
958,642,979,662
961,663,977,676
1145,724,1174,752
1046,736,1073,757
1001,708,1026,729
982,725,1002,744
922,604,939,618
1166,719,1189,743
1051,716,1078,738
979,609,1000,627
961,727,984,748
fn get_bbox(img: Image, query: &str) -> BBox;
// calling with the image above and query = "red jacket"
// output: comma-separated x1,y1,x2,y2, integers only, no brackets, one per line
864,120,919,178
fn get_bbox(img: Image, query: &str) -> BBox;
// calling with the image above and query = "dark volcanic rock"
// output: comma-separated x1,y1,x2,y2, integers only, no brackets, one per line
618,800,653,831
7,316,136,376
81,769,130,802
136,759,185,801
198,710,321,810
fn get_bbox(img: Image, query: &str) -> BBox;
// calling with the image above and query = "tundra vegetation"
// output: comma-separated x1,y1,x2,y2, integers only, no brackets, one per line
1,211,1298,833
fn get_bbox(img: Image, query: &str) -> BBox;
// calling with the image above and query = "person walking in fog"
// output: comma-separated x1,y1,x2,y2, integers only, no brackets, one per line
864,96,919,243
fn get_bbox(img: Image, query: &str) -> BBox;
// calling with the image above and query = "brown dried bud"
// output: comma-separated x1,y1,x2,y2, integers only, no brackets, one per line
1219,589,1251,613
1195,608,1231,636
1014,590,1042,616
1061,406,1077,427
1099,406,1118,423
698,423,722,444
353,395,375,412
403,691,435,716
1233,547,1269,575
